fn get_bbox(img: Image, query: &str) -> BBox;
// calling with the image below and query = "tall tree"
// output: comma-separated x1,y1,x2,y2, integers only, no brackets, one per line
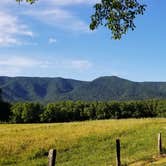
0,89,11,122
16,0,146,39
0,89,2,101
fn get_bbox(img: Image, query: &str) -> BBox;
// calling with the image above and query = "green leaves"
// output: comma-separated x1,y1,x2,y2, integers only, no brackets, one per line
16,0,37,4
90,0,146,39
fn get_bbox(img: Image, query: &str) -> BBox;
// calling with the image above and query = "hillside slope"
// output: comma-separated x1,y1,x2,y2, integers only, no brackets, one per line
1,76,166,102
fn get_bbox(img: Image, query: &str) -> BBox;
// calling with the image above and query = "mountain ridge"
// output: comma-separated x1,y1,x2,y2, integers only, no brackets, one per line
1,76,166,102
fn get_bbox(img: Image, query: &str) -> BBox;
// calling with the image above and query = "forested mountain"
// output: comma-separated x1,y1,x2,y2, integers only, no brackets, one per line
1,76,166,102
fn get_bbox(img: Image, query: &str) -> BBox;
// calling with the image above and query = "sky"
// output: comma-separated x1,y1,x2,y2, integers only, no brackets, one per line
0,0,166,82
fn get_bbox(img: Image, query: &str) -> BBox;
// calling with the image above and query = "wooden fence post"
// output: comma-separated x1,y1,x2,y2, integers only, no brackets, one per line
48,149,56,166
116,139,121,166
158,133,162,155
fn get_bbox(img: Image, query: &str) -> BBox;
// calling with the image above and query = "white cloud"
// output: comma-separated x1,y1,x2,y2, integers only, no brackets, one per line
1,0,94,37
40,0,99,6
0,0,14,6
0,56,42,76
0,37,20,46
0,56,42,68
45,59,93,70
0,67,22,77
48,37,57,44
1,0,99,6
0,55,93,76
0,11,33,46
70,60,92,70
25,8,90,33
46,59,92,70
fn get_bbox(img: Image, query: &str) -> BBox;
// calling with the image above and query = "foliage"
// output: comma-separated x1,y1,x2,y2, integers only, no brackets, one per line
0,88,2,101
0,89,11,122
0,101,11,122
11,102,43,123
16,0,36,4
0,99,165,123
90,0,146,39
2,76,166,103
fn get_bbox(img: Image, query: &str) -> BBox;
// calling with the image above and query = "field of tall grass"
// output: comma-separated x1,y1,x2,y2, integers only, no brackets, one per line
1,118,166,166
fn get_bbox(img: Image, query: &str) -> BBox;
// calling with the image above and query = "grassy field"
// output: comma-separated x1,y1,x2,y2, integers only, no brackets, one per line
1,119,166,166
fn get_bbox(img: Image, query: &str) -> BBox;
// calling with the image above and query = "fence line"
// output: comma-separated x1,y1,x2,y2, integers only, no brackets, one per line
48,133,164,166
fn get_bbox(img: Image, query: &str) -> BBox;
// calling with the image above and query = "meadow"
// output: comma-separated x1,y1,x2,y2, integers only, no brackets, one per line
1,118,166,166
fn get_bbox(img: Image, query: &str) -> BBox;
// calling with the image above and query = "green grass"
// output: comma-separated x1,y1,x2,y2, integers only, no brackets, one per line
1,119,166,166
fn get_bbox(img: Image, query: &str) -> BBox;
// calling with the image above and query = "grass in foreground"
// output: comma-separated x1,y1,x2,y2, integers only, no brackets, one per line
1,118,166,166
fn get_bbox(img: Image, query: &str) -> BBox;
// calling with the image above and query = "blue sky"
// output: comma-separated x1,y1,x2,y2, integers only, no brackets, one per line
0,0,166,82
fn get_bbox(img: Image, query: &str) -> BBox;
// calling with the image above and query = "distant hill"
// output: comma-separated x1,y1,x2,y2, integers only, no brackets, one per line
1,76,166,102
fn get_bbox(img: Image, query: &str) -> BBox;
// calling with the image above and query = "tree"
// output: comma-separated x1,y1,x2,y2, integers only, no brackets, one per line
11,102,24,123
11,102,43,123
16,0,36,4
90,0,146,39
0,89,2,101
16,0,146,39
21,102,43,123
0,89,11,122
0,101,11,122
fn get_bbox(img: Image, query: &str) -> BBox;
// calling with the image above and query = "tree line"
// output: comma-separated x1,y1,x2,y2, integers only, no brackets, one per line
1,99,166,123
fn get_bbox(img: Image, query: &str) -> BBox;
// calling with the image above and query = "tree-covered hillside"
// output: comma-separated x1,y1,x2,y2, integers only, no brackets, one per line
1,76,166,102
